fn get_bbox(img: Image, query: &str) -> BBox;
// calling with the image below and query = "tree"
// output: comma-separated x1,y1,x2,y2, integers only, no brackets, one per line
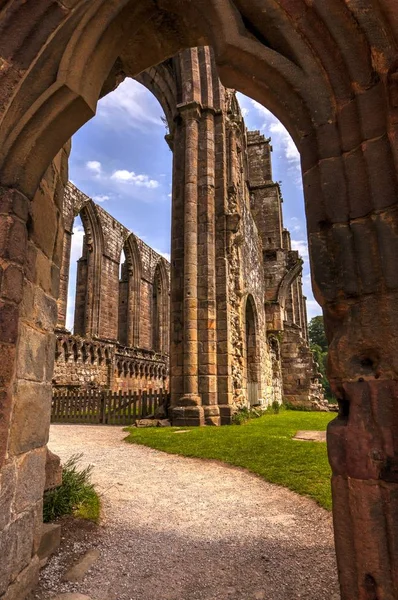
308,316,333,400
308,315,328,352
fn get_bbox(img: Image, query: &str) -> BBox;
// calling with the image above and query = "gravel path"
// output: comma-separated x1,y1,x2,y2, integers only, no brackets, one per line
37,424,339,600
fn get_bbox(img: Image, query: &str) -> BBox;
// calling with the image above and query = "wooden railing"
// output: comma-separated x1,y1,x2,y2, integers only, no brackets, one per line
51,388,169,425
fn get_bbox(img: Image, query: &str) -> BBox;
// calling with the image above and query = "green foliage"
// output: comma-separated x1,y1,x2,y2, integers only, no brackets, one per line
231,406,262,425
43,454,100,524
270,400,280,414
308,315,328,352
284,401,313,412
308,316,334,401
125,411,335,510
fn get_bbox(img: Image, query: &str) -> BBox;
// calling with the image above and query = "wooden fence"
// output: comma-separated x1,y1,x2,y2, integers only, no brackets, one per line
51,388,169,425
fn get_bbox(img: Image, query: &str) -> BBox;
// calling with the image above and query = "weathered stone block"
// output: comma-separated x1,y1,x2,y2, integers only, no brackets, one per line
13,448,46,514
16,324,47,381
0,510,35,595
0,302,19,344
9,380,51,455
1,264,23,304
0,188,29,222
0,556,39,600
0,461,16,530
45,448,62,490
37,523,61,561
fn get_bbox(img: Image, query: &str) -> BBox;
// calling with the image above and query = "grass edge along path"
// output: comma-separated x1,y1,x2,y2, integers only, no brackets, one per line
125,411,335,511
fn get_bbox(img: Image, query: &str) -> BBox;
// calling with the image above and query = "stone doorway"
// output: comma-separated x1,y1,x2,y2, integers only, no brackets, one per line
1,2,398,599
245,295,260,407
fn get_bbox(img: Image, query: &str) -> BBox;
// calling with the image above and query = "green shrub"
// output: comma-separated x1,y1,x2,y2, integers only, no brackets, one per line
271,400,280,414
43,454,100,523
231,406,263,425
284,401,313,412
231,407,250,425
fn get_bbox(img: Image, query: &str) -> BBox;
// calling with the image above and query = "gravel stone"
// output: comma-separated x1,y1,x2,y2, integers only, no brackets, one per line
34,425,339,600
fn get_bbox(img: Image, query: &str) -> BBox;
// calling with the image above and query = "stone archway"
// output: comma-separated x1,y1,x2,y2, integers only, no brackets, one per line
1,2,398,599
244,295,260,407
118,233,142,347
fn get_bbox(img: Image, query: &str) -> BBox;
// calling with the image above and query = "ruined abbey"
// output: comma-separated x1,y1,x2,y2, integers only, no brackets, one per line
1,1,398,598
53,56,324,417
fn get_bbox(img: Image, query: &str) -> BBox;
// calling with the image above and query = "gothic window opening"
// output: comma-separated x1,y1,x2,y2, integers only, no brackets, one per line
61,213,84,333
118,248,128,345
118,236,142,347
245,295,260,407
152,261,168,354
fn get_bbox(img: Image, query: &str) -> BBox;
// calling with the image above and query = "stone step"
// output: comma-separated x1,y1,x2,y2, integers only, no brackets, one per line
62,549,100,583
38,523,61,564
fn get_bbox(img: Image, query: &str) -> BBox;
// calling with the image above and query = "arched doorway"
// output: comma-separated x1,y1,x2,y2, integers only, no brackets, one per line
0,3,398,599
245,295,260,407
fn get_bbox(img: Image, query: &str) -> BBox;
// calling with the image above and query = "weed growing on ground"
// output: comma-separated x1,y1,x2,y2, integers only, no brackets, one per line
43,454,100,523
231,406,263,425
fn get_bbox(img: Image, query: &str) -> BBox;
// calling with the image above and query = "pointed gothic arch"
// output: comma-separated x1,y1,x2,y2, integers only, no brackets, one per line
0,2,398,597
152,259,169,354
118,233,142,347
73,198,104,338
244,294,260,407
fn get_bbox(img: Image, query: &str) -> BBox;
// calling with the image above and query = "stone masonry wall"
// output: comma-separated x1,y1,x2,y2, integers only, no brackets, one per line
55,183,170,392
247,130,324,408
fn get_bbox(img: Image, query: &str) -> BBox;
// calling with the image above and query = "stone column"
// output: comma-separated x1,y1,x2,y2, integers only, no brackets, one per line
198,108,220,425
214,114,234,423
170,103,204,426
0,165,63,598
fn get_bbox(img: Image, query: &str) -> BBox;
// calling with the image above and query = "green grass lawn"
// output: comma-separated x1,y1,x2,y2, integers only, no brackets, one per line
125,410,335,510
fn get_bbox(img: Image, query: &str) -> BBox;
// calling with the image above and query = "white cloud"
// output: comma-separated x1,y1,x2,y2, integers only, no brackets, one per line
241,107,249,117
86,160,102,176
291,239,309,258
70,224,84,262
93,194,110,203
289,217,302,234
111,170,159,189
97,78,164,132
306,299,322,320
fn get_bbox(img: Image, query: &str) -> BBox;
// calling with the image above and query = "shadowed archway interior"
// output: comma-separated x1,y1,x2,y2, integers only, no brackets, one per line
0,1,398,599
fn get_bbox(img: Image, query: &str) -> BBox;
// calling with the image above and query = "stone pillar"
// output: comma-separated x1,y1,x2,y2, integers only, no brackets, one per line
0,160,64,598
198,109,220,425
73,246,88,336
214,114,234,423
170,103,204,426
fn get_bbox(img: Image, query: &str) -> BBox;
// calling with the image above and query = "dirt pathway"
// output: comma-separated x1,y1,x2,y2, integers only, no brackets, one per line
34,424,339,600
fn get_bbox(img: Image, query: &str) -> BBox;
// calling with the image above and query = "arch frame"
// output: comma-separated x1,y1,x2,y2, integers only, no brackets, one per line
0,2,398,599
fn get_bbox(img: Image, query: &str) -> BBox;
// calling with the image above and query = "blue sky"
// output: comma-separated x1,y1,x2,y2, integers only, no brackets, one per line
66,78,321,330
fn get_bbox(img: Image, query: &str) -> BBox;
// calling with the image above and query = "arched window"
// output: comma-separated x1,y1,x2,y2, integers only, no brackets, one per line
58,187,104,338
152,260,169,353
118,235,141,347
